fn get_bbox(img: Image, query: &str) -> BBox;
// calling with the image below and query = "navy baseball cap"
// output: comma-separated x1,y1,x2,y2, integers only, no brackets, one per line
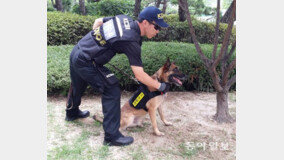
138,6,169,28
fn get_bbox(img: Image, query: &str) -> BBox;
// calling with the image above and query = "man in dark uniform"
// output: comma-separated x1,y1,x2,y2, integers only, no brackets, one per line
65,6,170,146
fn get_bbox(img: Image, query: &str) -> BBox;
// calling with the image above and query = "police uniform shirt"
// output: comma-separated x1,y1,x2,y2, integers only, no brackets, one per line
112,41,143,67
91,17,143,67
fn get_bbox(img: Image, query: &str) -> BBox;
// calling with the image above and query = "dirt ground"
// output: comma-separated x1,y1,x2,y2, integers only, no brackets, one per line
47,91,236,160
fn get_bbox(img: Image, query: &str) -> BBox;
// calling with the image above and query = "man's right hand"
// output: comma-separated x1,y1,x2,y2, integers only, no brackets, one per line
158,83,170,93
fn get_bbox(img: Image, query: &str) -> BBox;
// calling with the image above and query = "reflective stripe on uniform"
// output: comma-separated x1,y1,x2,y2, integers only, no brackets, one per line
116,16,123,37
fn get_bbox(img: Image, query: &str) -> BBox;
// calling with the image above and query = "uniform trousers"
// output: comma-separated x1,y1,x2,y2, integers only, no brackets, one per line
66,45,122,141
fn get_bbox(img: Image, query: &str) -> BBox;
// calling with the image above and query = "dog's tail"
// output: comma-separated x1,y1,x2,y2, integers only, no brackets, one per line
93,115,103,123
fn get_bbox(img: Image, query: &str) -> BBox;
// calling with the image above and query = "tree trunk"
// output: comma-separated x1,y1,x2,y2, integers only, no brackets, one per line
55,0,63,12
134,0,142,19
79,0,86,15
220,1,236,23
162,0,167,14
178,0,186,22
156,0,162,8
213,91,234,123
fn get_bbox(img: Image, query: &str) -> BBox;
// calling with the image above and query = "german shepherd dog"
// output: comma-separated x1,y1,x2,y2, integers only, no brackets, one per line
94,58,186,136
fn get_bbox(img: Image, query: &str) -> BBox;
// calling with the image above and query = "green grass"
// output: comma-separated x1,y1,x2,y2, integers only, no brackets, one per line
231,133,236,141
127,126,146,133
229,107,236,119
52,144,84,160
178,142,201,159
94,145,110,160
47,103,104,160
130,146,146,160
93,120,102,127
156,142,202,159
48,129,100,160
126,122,151,133
47,104,55,122
49,140,87,159
229,92,236,102
69,120,85,127
174,119,182,123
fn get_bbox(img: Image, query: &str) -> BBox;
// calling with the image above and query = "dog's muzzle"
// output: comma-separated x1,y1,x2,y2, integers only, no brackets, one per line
169,74,186,86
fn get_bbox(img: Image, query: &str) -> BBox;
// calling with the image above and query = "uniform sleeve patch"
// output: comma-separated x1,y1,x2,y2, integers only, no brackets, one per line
123,18,131,30
103,19,117,40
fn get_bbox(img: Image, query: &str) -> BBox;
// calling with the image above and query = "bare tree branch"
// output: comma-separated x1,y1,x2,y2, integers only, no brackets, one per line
221,41,236,76
221,60,226,79
178,1,186,21
221,0,236,23
180,0,223,92
162,0,167,14
222,58,236,86
179,0,210,67
225,75,236,91
225,41,236,61
213,0,236,69
79,0,86,15
134,0,142,18
212,0,221,61
208,68,223,92
211,0,235,90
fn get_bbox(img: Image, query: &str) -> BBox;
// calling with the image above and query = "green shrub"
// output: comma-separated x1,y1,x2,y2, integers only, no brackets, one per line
47,12,236,45
47,0,71,12
71,3,80,14
72,3,98,16
47,45,71,95
47,12,99,46
94,0,134,16
47,42,236,95
151,14,235,44
47,6,56,12
47,1,55,12
62,0,72,12
72,0,134,16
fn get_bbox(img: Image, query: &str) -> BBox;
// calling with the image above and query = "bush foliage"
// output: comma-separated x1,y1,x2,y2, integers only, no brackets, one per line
47,12,235,45
47,12,99,46
72,0,134,16
150,14,236,44
47,42,236,95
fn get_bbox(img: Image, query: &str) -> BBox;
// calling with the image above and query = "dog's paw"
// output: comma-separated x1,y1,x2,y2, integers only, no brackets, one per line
164,121,173,126
155,131,165,136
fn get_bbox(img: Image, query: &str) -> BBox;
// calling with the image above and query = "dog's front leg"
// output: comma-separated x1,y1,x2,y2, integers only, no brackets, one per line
158,106,173,126
148,107,164,136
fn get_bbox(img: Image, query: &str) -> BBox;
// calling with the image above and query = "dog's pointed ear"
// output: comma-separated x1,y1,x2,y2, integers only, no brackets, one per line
163,57,171,72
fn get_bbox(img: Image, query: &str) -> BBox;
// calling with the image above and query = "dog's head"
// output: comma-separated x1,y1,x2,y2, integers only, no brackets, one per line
158,58,186,86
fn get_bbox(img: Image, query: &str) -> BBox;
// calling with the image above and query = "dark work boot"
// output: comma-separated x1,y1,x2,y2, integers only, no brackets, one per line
103,135,134,146
65,109,90,121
